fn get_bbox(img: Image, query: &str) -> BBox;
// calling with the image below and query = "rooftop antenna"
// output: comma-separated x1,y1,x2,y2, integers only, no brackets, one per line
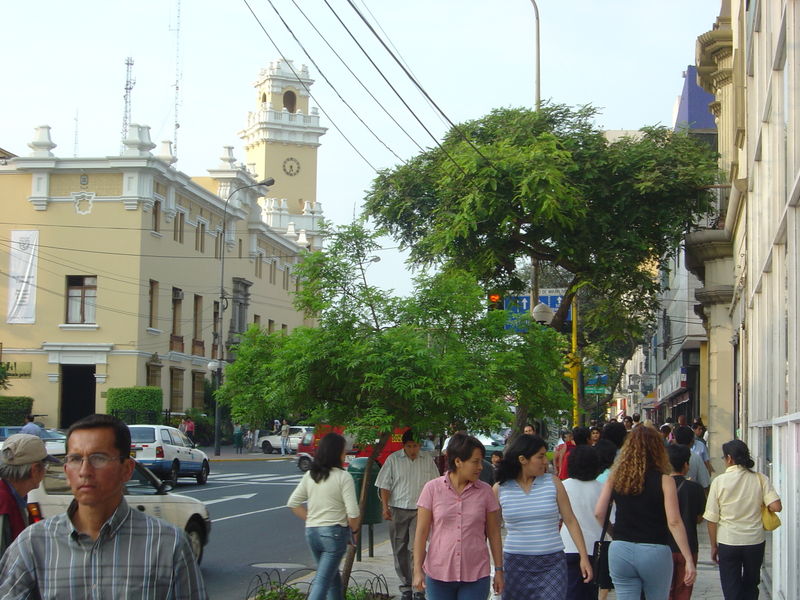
121,57,136,152
73,109,79,157
171,0,182,158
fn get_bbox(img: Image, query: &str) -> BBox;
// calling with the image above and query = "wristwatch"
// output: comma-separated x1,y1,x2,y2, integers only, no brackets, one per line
494,566,503,572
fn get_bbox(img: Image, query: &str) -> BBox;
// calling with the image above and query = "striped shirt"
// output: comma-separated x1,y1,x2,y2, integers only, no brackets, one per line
0,498,207,599
374,449,439,510
498,473,564,555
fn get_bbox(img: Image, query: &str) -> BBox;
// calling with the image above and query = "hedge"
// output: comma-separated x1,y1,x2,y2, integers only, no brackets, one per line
107,387,163,425
0,396,34,426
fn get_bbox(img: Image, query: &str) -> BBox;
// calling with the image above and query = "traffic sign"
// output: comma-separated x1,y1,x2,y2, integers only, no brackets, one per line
584,385,610,395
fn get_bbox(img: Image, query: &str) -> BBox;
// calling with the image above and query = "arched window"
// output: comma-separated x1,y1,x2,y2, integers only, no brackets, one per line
261,92,267,104
283,90,297,113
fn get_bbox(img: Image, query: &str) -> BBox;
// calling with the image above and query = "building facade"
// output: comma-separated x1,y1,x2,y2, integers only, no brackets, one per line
688,2,799,596
0,61,325,429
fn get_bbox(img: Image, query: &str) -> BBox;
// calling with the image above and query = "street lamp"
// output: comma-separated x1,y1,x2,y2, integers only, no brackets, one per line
530,0,541,111
532,301,554,325
212,177,275,456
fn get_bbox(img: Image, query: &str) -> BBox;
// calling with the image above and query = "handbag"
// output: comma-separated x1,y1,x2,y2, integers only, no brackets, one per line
761,504,781,531
592,498,613,583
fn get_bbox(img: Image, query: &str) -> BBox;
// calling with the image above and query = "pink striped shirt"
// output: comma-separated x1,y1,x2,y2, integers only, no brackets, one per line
417,475,500,582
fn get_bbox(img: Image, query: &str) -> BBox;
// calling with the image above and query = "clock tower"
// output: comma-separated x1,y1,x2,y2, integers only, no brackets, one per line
239,59,327,217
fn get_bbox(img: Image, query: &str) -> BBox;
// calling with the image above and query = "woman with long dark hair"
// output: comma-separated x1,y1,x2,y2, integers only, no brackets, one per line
413,433,504,600
594,425,695,599
495,434,592,600
704,439,781,599
288,433,360,600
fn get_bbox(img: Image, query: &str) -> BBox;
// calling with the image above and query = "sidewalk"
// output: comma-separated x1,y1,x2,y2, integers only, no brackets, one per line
345,525,728,599
197,444,293,462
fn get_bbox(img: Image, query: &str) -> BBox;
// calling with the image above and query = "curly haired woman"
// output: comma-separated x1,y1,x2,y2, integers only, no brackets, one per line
594,426,695,600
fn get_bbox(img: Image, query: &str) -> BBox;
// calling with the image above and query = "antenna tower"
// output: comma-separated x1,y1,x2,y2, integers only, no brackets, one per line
171,0,182,158
121,57,136,151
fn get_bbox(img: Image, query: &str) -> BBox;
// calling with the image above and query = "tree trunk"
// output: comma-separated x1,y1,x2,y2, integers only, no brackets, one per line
341,431,391,593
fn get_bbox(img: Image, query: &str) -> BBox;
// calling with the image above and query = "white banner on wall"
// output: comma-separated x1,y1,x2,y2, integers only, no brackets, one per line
7,230,39,324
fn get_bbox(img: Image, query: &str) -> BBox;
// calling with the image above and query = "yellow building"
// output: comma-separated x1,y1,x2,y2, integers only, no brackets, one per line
0,61,325,428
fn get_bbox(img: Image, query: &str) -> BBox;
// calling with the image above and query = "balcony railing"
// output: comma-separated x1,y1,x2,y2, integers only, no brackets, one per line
169,334,184,353
192,339,205,357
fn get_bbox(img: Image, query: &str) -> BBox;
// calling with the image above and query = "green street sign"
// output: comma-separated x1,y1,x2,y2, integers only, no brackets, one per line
584,385,610,395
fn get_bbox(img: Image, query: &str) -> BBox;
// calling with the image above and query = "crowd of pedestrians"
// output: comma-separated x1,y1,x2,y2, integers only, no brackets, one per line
285,417,779,600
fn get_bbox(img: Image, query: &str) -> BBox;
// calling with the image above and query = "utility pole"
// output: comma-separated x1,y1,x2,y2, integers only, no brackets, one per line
171,0,182,157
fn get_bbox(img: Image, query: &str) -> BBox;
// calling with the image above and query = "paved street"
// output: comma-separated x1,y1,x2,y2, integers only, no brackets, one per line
175,448,389,600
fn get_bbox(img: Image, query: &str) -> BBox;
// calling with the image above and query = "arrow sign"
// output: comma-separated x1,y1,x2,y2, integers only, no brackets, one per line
203,493,257,506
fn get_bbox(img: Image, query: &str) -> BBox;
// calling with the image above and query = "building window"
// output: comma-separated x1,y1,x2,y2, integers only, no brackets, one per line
268,319,275,334
170,287,184,352
146,362,162,387
283,90,297,113
238,239,243,258
174,211,185,243
169,368,184,412
282,268,289,290
66,275,97,324
269,261,276,284
192,294,204,356
195,221,206,253
152,199,161,232
255,256,263,279
191,371,205,409
148,280,159,329
230,278,252,335
254,314,261,327
214,230,222,259
281,324,288,335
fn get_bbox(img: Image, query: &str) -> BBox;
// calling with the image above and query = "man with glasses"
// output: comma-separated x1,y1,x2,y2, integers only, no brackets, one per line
0,414,207,599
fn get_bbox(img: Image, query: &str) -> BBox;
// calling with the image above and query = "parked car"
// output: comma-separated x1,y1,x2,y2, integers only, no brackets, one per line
0,427,65,455
129,425,210,484
295,424,409,472
27,460,211,562
442,432,506,455
257,425,314,454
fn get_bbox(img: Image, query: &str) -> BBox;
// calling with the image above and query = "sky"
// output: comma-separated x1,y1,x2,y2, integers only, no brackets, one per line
1,0,722,295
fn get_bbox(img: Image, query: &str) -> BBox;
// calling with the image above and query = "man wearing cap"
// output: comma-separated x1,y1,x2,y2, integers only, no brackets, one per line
0,413,207,599
0,434,58,555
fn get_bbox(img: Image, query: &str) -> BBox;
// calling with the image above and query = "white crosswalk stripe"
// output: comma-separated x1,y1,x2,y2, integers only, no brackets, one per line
206,472,303,485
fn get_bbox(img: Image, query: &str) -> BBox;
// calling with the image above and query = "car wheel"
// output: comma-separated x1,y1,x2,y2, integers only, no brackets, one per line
298,456,311,472
196,461,209,485
169,460,180,483
185,520,205,564
262,441,273,454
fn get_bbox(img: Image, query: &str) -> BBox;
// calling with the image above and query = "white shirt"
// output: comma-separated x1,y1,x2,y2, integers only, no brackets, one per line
287,468,360,527
560,478,604,553
374,449,439,510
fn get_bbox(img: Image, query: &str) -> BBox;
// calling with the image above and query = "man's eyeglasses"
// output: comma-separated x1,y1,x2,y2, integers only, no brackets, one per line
64,454,124,470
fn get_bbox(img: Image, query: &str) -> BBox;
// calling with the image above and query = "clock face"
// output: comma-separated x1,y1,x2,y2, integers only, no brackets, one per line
282,157,301,176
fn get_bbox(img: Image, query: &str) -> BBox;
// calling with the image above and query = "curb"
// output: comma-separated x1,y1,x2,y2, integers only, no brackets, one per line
209,456,290,462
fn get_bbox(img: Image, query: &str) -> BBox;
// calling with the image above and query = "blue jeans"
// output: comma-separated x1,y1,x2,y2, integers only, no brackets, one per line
608,541,673,600
424,576,490,600
306,525,348,600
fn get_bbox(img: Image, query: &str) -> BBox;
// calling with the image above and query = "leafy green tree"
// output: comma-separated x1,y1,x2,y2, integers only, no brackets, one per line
218,223,570,589
364,105,718,332
0,364,9,391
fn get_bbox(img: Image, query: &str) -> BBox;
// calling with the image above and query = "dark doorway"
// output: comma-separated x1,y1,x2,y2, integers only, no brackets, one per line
60,365,96,428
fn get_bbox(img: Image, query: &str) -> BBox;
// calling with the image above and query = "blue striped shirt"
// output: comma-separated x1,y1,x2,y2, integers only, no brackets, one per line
0,498,207,599
498,473,564,555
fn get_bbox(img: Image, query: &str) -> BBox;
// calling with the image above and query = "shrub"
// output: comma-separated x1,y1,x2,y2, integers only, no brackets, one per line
107,387,163,424
0,396,34,425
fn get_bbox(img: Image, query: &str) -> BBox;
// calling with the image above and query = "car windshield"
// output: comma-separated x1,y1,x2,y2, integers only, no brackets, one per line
41,430,66,441
129,427,156,443
0,427,23,441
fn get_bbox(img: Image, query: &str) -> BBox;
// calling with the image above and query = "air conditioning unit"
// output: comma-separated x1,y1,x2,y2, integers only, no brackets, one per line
172,289,184,301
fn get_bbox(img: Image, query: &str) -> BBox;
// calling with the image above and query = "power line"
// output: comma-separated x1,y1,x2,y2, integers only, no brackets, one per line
287,0,425,154
240,0,378,171
264,0,406,163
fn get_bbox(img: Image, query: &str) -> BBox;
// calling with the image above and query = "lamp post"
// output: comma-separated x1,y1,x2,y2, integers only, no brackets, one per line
530,0,541,111
529,0,543,312
212,177,274,456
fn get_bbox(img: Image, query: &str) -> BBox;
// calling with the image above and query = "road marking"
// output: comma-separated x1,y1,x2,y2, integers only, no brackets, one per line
214,504,288,522
203,493,258,505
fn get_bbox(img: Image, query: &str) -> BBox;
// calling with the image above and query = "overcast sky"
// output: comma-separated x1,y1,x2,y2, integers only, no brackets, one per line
1,1,722,295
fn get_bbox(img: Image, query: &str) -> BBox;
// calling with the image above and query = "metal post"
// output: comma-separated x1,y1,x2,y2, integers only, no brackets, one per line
530,0,541,111
572,297,579,426
213,178,274,456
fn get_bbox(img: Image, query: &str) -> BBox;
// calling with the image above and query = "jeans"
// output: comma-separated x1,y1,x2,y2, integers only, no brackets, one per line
281,436,290,455
306,525,348,600
609,541,673,600
717,542,765,600
424,576,489,600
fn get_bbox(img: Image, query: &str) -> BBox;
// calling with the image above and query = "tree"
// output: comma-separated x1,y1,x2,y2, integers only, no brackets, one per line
217,223,570,588
364,104,719,332
0,363,9,390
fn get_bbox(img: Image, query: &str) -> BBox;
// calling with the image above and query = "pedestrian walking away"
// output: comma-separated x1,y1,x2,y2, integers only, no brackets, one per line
0,434,59,556
281,419,291,455
495,434,592,600
594,425,696,600
703,439,781,600
672,427,710,493
19,415,43,438
288,432,361,600
413,433,504,600
184,416,195,442
375,429,440,600
0,414,207,599
666,444,706,600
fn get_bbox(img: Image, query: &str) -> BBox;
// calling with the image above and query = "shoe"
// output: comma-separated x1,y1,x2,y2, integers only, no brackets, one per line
412,593,425,600
400,592,412,600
